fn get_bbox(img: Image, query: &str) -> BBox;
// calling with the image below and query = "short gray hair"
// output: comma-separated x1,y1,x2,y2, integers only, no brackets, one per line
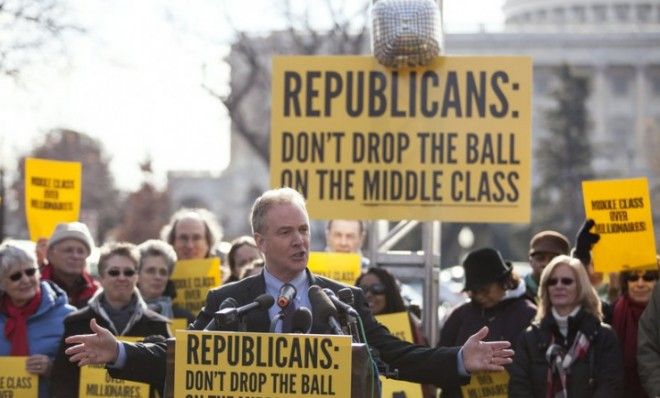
0,243,38,292
138,239,177,274
161,208,223,256
250,188,307,235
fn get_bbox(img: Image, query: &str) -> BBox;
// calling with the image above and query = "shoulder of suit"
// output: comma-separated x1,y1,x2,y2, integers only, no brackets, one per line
311,274,355,290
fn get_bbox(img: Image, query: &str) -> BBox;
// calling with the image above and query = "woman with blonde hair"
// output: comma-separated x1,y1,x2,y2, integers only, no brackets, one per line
509,255,623,397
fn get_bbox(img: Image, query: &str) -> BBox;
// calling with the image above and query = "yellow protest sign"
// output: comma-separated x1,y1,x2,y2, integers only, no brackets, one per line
376,312,423,398
172,318,189,331
0,357,38,398
170,257,222,315
174,330,352,398
271,56,532,222
307,252,362,285
24,157,82,241
582,177,657,272
460,371,510,398
79,337,153,398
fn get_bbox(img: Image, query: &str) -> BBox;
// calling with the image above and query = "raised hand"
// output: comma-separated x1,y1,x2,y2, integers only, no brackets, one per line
574,219,600,266
65,318,119,366
462,326,514,373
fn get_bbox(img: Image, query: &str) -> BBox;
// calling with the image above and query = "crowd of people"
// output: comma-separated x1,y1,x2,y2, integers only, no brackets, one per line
1,188,660,397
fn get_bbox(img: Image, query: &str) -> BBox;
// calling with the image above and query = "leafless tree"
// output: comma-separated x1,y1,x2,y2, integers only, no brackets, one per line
0,0,82,78
204,0,371,165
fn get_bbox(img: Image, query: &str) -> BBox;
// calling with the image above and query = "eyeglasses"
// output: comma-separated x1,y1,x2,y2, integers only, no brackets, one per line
106,269,137,278
359,283,386,295
175,234,205,244
628,273,658,282
8,268,38,282
143,267,169,277
547,277,574,287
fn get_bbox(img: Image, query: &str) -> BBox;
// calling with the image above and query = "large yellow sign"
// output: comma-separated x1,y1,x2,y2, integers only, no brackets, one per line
170,257,222,315
0,357,38,398
582,177,657,272
24,157,82,241
271,56,532,222
174,330,352,398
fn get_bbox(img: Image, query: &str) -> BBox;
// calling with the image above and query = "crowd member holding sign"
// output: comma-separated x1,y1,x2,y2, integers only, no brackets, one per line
525,231,570,302
51,242,171,398
326,219,370,269
63,187,514,392
355,267,427,345
611,269,658,398
508,255,623,397
439,247,536,398
0,243,75,398
137,239,194,323
225,235,262,283
162,207,223,261
41,222,99,308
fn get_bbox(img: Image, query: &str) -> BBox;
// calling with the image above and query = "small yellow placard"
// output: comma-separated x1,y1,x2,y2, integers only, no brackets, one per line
174,330,352,398
460,371,510,398
24,157,82,241
307,252,362,285
79,337,151,398
0,357,38,398
376,312,423,398
582,178,657,272
170,257,222,315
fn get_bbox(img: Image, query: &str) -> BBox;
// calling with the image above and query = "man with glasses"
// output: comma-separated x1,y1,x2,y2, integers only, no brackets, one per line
50,242,171,398
525,230,570,303
41,222,99,308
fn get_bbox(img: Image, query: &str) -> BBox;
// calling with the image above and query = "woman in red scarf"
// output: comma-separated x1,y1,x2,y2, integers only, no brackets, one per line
0,242,75,398
612,269,658,398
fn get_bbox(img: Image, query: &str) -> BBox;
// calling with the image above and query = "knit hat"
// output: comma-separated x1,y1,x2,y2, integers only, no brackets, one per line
48,222,94,254
529,231,570,256
462,247,512,292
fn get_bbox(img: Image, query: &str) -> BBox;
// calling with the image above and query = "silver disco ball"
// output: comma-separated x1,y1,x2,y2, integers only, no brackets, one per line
371,0,443,68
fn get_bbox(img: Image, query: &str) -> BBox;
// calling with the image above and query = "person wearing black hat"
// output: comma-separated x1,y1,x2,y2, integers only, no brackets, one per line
526,231,570,303
439,247,536,398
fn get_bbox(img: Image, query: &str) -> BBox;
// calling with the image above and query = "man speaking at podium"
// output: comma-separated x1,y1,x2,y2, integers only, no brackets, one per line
64,187,514,391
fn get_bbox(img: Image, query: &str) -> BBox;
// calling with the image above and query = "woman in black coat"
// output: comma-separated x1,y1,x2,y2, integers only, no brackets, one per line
508,255,623,397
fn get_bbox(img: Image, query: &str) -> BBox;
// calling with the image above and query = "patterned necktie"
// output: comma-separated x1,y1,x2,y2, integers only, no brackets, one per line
280,299,297,333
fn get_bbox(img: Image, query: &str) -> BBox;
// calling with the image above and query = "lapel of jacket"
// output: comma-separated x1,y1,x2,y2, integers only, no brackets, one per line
242,270,271,333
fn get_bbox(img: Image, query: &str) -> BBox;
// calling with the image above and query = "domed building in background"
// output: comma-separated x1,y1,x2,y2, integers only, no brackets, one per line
447,0,660,185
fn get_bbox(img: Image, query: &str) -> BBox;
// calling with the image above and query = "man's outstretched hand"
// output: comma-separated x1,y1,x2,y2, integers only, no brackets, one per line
65,318,119,366
462,326,514,373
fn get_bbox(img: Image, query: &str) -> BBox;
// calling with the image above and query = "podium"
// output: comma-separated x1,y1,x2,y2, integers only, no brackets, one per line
164,336,376,398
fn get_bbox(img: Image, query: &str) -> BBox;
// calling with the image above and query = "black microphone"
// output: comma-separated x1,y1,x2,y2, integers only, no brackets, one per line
205,297,239,331
308,285,344,335
325,288,362,342
277,283,297,309
323,288,360,317
216,294,274,326
337,288,354,306
291,306,312,334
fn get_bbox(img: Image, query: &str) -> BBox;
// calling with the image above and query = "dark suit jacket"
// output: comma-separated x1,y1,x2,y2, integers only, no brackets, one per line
109,269,464,390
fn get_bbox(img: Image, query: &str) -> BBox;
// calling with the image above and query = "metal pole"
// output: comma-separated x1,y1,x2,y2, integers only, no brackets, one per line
422,221,440,346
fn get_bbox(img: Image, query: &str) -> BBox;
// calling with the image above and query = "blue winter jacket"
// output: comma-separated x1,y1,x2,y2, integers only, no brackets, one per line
0,280,76,398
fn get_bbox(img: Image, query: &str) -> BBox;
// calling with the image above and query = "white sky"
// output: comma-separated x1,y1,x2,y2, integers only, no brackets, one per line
0,0,504,191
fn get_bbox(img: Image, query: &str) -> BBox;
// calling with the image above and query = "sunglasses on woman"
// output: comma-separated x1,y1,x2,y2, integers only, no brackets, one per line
546,277,574,287
8,267,38,282
106,269,137,277
627,273,659,282
359,283,386,295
